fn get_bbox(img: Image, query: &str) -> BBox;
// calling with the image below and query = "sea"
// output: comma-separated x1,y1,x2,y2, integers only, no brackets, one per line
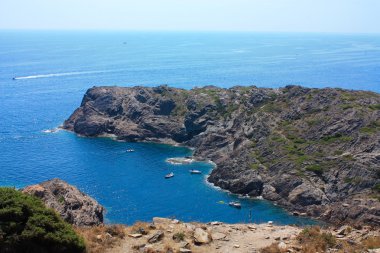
1,31,380,225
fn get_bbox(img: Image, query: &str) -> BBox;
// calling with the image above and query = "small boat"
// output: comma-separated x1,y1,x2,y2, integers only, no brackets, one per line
126,149,135,152
229,201,241,209
165,172,174,179
189,170,202,174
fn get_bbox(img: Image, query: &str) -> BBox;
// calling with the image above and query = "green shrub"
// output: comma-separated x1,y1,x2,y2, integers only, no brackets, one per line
341,104,354,110
306,118,321,126
172,232,185,242
373,184,380,193
321,133,353,143
250,163,260,170
369,104,380,110
360,120,380,134
0,188,85,253
305,164,323,175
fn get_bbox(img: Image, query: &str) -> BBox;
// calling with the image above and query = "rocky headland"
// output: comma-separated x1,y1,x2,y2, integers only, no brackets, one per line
63,85,380,226
22,178,104,226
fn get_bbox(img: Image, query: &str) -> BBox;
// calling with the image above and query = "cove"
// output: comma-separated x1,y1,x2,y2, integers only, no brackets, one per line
3,129,316,225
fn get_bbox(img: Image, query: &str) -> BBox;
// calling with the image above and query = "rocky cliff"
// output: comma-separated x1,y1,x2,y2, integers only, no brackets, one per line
63,85,380,225
23,178,104,226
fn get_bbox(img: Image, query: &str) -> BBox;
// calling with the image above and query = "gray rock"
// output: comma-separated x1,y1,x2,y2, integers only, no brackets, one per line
22,178,104,226
148,230,164,243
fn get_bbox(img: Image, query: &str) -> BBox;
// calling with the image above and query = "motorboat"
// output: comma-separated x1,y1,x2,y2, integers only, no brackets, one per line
126,149,135,152
189,170,202,174
229,201,241,209
165,172,174,179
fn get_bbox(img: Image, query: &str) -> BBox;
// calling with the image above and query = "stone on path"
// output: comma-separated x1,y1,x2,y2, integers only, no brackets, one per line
128,233,142,238
148,231,164,243
194,228,211,244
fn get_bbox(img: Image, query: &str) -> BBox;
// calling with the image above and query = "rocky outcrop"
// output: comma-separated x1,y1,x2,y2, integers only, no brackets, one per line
63,85,380,225
23,178,104,226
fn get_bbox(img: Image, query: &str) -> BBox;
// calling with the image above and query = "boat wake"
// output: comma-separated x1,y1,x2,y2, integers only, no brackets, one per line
13,70,107,80
166,157,194,165
42,128,60,134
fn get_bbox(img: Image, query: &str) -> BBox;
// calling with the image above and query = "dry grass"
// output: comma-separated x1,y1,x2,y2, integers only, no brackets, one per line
291,226,379,253
128,221,151,234
261,243,286,253
362,236,380,249
76,225,126,253
296,226,336,253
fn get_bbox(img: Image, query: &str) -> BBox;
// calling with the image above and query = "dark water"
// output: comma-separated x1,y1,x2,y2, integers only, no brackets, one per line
1,31,379,225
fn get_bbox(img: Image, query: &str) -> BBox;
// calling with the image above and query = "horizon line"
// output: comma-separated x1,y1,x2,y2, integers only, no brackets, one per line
1,28,380,36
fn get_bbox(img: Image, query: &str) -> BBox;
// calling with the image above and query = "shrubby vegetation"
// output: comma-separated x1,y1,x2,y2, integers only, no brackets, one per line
0,188,85,253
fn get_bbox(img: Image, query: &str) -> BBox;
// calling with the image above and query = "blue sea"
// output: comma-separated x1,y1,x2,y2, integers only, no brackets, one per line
1,31,380,225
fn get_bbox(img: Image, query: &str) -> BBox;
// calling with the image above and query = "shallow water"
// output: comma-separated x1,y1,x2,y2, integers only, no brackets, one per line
1,31,379,225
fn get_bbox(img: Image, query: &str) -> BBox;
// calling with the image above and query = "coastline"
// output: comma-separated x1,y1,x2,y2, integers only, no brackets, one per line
62,85,380,227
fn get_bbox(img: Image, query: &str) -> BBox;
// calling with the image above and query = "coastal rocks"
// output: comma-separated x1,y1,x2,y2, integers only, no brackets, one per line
288,183,328,206
262,184,281,201
64,85,380,225
22,178,104,226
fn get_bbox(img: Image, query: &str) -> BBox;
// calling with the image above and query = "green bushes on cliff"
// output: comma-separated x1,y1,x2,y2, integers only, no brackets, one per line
0,188,85,253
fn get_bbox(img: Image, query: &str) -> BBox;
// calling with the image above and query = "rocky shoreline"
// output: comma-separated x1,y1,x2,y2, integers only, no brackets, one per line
63,85,380,226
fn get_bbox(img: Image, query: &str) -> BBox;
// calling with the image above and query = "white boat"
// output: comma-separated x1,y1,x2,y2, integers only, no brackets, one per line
189,170,202,174
229,201,241,209
126,149,135,152
165,172,174,179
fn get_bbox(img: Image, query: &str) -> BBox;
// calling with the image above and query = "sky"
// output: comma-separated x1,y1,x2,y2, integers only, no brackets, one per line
0,0,379,33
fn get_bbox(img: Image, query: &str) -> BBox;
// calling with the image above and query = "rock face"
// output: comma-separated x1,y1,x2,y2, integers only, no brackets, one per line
63,85,380,225
23,178,104,226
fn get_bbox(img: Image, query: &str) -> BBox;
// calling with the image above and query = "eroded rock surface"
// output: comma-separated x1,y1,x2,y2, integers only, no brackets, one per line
23,178,104,226
63,85,380,225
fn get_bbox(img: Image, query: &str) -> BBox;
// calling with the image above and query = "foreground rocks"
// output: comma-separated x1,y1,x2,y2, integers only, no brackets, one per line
76,217,380,253
22,178,104,226
63,85,380,225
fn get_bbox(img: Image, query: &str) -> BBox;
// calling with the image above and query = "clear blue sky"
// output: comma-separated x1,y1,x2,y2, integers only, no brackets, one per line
1,0,379,33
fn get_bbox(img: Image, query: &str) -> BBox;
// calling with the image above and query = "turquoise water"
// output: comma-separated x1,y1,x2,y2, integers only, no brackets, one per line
1,31,380,225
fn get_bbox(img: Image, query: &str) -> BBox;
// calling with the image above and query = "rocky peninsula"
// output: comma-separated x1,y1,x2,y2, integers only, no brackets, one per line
63,85,380,226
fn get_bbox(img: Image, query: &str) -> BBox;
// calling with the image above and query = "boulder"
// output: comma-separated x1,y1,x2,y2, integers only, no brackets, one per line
193,228,211,244
278,242,287,250
288,183,327,206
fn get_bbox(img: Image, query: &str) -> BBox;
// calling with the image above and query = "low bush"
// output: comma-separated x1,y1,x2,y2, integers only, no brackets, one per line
0,188,85,253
